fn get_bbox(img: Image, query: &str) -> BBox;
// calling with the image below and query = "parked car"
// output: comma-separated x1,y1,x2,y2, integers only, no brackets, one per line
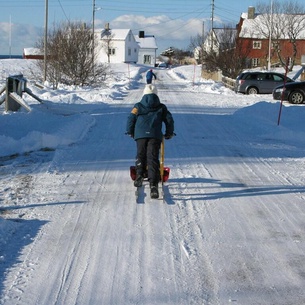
235,71,294,94
158,62,167,68
273,81,305,104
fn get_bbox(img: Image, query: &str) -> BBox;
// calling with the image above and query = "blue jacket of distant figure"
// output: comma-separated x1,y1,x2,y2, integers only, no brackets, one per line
126,87,174,141
146,70,156,83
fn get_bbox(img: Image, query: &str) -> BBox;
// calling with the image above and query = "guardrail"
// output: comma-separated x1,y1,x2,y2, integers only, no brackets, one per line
0,74,43,112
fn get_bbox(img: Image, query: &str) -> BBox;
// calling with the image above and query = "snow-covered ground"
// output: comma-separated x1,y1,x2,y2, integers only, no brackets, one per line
1,59,305,304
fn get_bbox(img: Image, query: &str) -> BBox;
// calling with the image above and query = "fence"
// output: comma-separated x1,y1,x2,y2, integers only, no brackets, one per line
201,69,235,91
222,76,235,90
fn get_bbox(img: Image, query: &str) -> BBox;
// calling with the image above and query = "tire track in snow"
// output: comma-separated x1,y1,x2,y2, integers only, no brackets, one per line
2,69,305,304
158,73,305,304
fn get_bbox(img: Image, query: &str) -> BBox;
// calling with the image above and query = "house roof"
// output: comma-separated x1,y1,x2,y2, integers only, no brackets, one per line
23,48,42,56
100,29,132,40
239,12,305,39
135,35,158,49
212,28,237,43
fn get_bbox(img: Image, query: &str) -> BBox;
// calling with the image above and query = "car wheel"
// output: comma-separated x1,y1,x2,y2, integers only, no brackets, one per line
247,87,258,95
288,90,304,104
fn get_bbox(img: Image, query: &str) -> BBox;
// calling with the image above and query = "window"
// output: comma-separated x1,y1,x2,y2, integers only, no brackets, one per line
272,41,279,49
108,48,115,55
245,73,258,80
252,58,260,67
273,74,284,82
144,55,151,64
128,48,131,56
264,74,273,81
257,73,269,81
253,41,262,49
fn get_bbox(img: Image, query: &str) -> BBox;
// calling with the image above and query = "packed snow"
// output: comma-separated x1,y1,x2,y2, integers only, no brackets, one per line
1,59,305,305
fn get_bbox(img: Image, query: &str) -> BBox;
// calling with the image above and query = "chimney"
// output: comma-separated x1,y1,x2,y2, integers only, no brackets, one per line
105,23,110,30
139,31,145,38
248,6,255,19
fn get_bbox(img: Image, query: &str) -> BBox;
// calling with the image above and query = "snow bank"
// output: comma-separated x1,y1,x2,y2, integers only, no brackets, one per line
0,108,95,157
234,101,305,146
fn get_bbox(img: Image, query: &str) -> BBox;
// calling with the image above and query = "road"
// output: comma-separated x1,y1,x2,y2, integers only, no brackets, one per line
1,68,305,305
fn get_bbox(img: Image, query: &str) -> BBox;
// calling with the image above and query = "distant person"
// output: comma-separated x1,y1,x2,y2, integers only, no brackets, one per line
126,84,174,199
146,69,157,84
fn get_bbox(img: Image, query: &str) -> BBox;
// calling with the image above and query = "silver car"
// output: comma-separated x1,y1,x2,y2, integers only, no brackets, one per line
235,71,294,94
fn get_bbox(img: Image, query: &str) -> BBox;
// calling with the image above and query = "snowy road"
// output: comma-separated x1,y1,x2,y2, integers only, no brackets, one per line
1,67,305,304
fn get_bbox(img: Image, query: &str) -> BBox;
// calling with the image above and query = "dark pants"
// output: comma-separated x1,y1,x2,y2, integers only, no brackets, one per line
146,78,152,84
135,138,161,185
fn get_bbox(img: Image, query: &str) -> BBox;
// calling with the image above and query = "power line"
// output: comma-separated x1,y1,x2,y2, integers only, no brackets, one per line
57,0,69,21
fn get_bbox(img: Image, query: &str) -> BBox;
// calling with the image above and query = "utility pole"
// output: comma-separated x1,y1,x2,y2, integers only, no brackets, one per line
202,21,205,55
211,0,215,51
268,0,273,70
92,0,95,81
43,0,48,82
9,16,12,58
92,0,101,81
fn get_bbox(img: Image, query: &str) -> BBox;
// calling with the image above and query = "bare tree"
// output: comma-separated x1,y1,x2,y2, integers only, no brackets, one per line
160,47,175,65
169,48,191,65
284,1,305,69
36,26,64,89
36,21,107,87
189,33,206,65
256,0,305,70
100,28,115,63
202,26,249,78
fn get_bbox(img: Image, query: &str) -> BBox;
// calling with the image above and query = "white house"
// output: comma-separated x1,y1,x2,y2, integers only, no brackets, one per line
96,26,139,64
135,31,158,66
203,28,237,55
203,30,219,54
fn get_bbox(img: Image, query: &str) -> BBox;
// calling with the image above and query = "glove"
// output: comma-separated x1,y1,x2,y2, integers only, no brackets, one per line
125,133,134,138
164,134,173,140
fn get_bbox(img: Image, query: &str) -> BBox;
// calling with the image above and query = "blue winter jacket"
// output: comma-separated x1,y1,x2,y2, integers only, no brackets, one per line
126,93,174,141
146,70,156,82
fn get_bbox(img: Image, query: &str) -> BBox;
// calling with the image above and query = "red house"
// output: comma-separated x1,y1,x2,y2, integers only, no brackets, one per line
23,48,44,60
236,7,305,68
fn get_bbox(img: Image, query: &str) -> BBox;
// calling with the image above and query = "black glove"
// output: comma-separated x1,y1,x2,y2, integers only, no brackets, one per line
164,134,173,140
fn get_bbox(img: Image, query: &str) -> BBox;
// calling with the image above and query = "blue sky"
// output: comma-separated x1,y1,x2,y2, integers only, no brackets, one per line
0,0,277,55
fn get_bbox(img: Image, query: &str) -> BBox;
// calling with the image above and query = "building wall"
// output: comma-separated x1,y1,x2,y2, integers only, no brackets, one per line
236,13,305,68
237,37,305,67
96,30,139,63
137,48,156,66
124,35,139,63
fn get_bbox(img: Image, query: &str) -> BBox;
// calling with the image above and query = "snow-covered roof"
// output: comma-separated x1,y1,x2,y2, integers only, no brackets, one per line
239,13,305,39
213,28,237,43
100,29,132,40
135,35,158,49
240,12,248,19
23,48,42,56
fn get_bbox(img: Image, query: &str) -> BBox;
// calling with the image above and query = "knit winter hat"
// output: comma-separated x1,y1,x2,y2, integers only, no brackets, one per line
143,84,158,95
